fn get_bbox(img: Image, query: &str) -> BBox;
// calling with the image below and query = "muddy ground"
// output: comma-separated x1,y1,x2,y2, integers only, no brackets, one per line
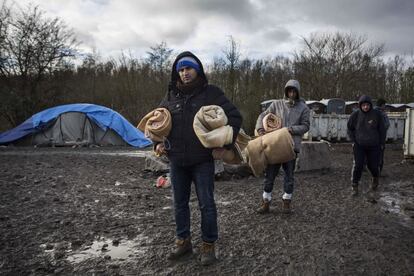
0,143,413,275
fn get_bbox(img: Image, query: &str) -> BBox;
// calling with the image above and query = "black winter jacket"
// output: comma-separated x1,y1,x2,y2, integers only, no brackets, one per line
347,95,386,147
159,51,242,166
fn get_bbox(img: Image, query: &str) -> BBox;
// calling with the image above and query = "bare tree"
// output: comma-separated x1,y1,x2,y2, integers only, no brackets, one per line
146,41,173,74
294,32,384,100
0,2,77,126
385,55,405,102
0,0,11,76
222,35,241,102
400,65,414,103
0,1,9,38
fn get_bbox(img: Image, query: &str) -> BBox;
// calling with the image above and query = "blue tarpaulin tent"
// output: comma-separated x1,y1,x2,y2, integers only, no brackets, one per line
0,103,152,148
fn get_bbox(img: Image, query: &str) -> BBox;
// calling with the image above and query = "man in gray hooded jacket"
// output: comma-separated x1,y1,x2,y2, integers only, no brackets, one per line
255,79,310,214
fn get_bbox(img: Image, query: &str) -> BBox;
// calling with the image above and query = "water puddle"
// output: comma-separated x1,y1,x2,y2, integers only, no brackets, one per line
216,200,233,206
379,191,413,227
93,151,148,157
0,150,149,157
63,234,150,264
111,191,127,197
380,193,402,215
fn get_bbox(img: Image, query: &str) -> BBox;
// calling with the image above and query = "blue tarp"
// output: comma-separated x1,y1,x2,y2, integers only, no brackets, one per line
0,103,152,148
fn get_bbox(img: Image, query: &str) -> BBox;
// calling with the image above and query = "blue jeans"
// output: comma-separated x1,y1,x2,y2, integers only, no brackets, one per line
263,158,296,195
169,160,218,243
352,143,380,184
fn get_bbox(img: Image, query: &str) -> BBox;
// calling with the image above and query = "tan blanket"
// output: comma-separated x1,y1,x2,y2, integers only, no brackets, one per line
193,105,234,148
193,105,251,164
263,113,282,133
137,108,171,142
245,127,295,177
253,113,283,137
221,128,251,164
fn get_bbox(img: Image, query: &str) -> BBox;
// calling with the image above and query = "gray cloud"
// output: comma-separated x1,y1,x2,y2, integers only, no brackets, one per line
158,25,198,44
16,0,414,59
262,27,292,43
89,0,110,5
260,0,414,55
196,0,256,19
75,29,97,48
301,0,414,28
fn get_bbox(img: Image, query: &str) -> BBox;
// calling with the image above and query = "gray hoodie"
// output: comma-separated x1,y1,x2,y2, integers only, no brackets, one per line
255,79,310,153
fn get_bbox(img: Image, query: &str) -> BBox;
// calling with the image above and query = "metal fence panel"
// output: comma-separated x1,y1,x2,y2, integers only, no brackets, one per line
306,111,406,142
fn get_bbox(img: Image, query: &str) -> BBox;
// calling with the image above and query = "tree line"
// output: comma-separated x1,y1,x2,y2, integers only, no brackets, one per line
1,3,413,134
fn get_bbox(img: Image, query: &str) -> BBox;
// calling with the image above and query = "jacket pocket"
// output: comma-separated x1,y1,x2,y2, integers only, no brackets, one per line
167,100,183,115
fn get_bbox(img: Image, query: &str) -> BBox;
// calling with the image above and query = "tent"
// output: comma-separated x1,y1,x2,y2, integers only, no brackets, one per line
0,103,152,148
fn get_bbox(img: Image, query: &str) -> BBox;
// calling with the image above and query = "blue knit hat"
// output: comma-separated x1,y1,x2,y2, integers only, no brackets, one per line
176,56,200,73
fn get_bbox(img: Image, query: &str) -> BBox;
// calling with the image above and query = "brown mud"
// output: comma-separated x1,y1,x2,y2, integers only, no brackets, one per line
0,144,413,275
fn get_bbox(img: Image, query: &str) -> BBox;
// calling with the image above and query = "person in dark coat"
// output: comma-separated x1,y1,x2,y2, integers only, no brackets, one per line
154,51,242,265
347,95,386,196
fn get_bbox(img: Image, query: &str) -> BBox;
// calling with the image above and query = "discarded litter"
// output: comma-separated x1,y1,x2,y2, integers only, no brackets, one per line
155,174,171,188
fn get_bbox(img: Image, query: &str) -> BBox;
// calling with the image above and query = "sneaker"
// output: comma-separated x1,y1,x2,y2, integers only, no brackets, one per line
167,237,192,260
200,241,217,266
256,199,270,214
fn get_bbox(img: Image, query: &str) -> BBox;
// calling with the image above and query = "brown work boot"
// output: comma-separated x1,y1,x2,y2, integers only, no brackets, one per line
371,177,379,191
282,199,291,214
257,199,270,214
352,184,358,196
167,237,192,260
200,241,217,266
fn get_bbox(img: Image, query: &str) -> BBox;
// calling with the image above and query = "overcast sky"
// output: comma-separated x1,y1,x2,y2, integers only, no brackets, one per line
15,0,414,64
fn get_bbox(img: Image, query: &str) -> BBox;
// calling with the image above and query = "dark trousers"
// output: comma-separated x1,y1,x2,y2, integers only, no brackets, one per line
351,143,380,185
379,146,385,173
263,158,296,195
169,160,218,243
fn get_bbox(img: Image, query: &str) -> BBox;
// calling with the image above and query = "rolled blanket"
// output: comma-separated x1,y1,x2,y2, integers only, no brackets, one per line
194,105,250,164
221,128,252,164
263,113,282,133
245,139,267,177
245,127,295,177
193,105,233,148
262,127,295,164
137,108,172,142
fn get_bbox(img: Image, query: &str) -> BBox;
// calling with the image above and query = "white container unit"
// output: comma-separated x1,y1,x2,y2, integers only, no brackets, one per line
404,108,414,158
306,111,406,142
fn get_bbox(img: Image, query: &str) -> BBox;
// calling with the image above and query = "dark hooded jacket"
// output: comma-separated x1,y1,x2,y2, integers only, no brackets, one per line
347,95,386,147
158,51,242,166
